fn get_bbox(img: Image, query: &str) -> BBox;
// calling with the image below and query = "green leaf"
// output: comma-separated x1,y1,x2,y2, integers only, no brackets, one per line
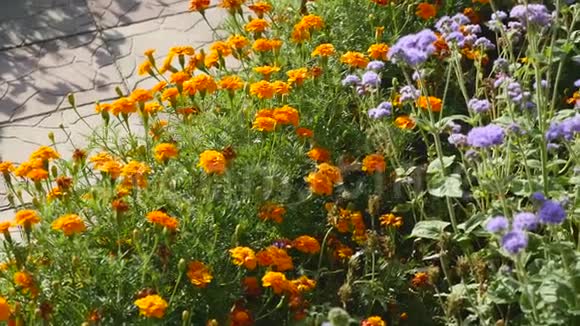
410,220,451,240
457,213,486,234
428,174,463,198
427,156,455,174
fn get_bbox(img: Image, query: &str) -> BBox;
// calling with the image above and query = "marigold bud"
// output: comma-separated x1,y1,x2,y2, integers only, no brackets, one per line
48,132,55,143
67,93,76,107
178,259,187,273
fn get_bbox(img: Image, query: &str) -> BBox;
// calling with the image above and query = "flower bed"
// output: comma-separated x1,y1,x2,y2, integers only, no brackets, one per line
0,0,579,325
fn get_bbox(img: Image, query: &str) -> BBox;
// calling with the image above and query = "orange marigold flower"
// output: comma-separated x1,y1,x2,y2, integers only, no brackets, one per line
380,213,403,228
254,65,280,80
198,150,227,174
368,43,389,61
151,81,167,93
272,80,291,96
335,244,353,260
257,247,293,271
362,316,386,326
296,127,313,138
300,14,324,30
293,235,320,254
317,163,342,184
464,7,480,24
26,168,49,182
290,275,316,293
306,171,333,196
245,18,269,33
416,96,442,112
161,87,179,101
0,221,12,233
153,143,179,162
111,97,137,115
258,203,286,223
158,53,175,74
190,74,218,94
96,160,123,179
228,34,250,50
169,46,195,56
242,277,262,297
14,210,40,227
95,102,111,113
229,247,257,270
51,214,86,236
261,271,288,294
362,154,386,174
340,51,369,69
394,115,416,129
203,51,221,68
248,2,272,16
143,102,163,114
307,147,330,162
146,210,179,230
230,306,253,326
138,60,153,76
121,161,150,188
169,71,191,85
209,41,231,58
400,312,409,320
250,80,275,99
187,261,213,288
189,0,210,12
134,294,168,319
14,271,34,289
130,88,153,103
219,75,244,92
273,105,299,126
252,116,277,132
286,68,309,86
0,161,14,173
219,0,246,10
311,43,335,57
416,3,437,20
411,271,430,288
291,23,311,43
30,145,60,161
0,296,9,321
252,38,282,52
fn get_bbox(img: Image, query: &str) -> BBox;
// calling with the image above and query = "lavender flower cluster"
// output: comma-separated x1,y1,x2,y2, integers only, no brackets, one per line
546,114,580,142
341,61,386,95
387,29,437,67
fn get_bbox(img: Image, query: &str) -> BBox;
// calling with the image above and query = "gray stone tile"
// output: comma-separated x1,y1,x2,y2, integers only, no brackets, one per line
0,32,126,124
0,0,96,50
88,0,191,28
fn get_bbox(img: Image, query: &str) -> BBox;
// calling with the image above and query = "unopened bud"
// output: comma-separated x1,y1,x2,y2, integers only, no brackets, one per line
115,86,124,97
51,165,58,178
178,259,187,273
67,93,76,107
182,310,190,322
47,132,55,143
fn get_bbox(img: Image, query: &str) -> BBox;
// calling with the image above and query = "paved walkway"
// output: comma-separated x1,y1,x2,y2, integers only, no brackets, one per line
0,0,225,218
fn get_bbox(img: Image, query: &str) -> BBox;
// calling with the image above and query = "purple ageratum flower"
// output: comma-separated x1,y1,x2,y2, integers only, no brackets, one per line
510,4,553,27
362,71,380,87
531,192,546,202
412,70,424,81
492,11,508,21
467,124,505,148
377,101,393,111
448,133,467,147
546,115,580,141
538,199,566,224
446,121,461,133
501,231,528,254
507,122,525,135
533,80,548,90
368,102,392,119
445,31,465,47
485,215,509,233
366,60,385,71
468,98,491,113
463,24,482,35
513,212,539,231
474,37,496,51
342,74,360,87
493,58,509,71
387,29,437,67
399,85,420,102
493,74,512,89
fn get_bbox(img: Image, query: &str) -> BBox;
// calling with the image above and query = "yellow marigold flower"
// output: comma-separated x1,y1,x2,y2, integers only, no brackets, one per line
311,43,335,57
89,152,115,166
296,127,313,138
169,71,191,85
306,171,333,196
258,203,286,223
134,294,168,319
252,117,277,132
416,96,442,112
0,297,10,321
394,115,416,129
307,147,330,162
250,80,275,99
300,14,324,30
416,3,437,20
341,51,369,69
190,74,217,94
154,143,179,162
368,43,389,61
30,146,60,161
411,272,430,288
219,75,244,92
130,88,153,103
51,214,86,236
161,87,179,101
189,0,210,12
227,34,250,50
111,97,137,115
252,38,282,52
151,81,167,93
290,275,316,293
219,0,245,10
204,50,220,69
380,213,403,228
14,271,34,289
317,163,342,184
46,186,63,201
229,247,257,270
210,41,233,57
138,60,153,76
95,102,111,113
362,316,386,326
158,53,175,74
286,68,309,86
14,210,40,227
169,46,195,56
273,105,299,126
362,154,386,174
335,244,353,260
293,235,320,254
248,2,272,16
245,18,269,33
262,271,288,294
187,261,213,288
254,65,280,80
146,210,179,230
143,102,163,114
272,80,291,96
198,150,226,174
121,161,150,188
